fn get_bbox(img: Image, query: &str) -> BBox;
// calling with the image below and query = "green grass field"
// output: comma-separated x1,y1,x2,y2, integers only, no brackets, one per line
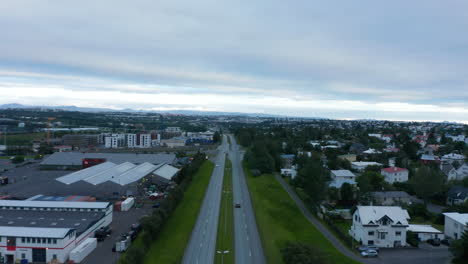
215,157,234,264
243,163,360,264
143,161,215,264
4,133,45,146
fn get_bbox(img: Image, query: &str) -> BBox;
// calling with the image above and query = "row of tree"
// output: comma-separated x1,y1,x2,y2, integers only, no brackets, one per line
119,152,206,264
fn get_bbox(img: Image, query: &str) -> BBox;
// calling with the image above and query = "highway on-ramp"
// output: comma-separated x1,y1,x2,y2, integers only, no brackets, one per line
182,135,228,264
229,135,266,264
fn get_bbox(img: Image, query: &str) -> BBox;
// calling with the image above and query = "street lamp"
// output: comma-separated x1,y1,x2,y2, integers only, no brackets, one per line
216,250,230,264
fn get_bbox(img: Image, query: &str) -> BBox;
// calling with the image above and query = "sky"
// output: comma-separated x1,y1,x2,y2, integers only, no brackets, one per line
0,1,468,123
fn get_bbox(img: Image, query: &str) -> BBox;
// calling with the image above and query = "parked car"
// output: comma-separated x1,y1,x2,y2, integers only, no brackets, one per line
95,226,112,241
361,249,378,257
427,238,441,246
131,223,142,233
357,245,379,252
441,238,452,246
235,203,241,208
152,203,161,208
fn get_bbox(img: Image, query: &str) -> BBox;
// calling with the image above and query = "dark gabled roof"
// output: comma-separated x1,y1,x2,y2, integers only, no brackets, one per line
447,186,468,200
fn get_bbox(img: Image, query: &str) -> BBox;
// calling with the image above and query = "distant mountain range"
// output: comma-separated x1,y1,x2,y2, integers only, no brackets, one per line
0,103,299,118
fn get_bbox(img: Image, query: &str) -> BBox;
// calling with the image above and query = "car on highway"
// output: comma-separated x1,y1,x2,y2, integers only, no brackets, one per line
427,238,441,246
361,249,378,257
357,245,379,253
234,203,241,208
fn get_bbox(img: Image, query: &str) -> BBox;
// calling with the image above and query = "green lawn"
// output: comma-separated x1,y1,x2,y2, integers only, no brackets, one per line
215,157,234,264
143,161,215,264
5,133,45,146
244,163,360,264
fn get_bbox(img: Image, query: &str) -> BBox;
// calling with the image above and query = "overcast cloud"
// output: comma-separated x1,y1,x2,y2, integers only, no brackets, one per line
0,1,467,122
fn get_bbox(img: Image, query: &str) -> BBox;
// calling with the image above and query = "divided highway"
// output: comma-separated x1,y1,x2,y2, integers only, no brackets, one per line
182,135,228,264
229,135,266,264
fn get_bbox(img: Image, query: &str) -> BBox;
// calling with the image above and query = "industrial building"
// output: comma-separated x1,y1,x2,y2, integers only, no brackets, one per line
54,161,180,197
0,200,112,264
39,152,177,170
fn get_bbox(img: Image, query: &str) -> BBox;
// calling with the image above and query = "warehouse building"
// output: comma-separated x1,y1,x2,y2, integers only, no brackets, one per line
55,161,180,197
0,200,112,263
39,152,177,170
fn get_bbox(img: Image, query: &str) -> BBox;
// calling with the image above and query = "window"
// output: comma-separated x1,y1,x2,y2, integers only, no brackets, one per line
53,254,57,259
368,240,374,245
47,238,51,244
27,238,30,243
32,238,36,243
42,238,46,243
368,231,374,236
53,239,57,244
21,253,25,259
396,231,401,236
21,238,25,243
379,232,387,239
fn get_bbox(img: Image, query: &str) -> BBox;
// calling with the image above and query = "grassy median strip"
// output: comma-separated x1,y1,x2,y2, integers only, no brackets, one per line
214,156,234,264
143,161,215,264
243,163,360,264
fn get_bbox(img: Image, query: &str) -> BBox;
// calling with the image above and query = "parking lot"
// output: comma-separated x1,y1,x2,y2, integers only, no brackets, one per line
362,243,452,264
81,202,154,264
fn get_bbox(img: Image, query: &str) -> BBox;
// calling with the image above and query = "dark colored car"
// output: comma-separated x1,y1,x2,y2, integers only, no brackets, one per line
428,238,441,246
95,226,112,241
235,203,241,208
441,238,452,246
128,230,137,241
131,223,142,233
152,203,160,208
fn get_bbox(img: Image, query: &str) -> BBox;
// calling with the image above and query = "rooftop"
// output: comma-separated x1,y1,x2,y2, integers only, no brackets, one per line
0,200,110,209
41,152,176,166
443,212,468,225
331,170,355,178
407,224,442,234
356,206,410,226
381,167,408,173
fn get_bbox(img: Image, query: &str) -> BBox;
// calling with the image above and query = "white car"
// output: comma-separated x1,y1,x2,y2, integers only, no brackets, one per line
361,249,378,257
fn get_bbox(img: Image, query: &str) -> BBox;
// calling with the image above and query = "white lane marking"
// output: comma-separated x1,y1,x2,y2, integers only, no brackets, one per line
246,235,249,241
200,242,203,247
249,250,252,257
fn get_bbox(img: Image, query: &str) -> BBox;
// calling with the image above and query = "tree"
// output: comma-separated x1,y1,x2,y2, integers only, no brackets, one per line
410,166,445,204
281,242,329,264
356,171,385,193
294,159,329,205
340,183,355,206
212,131,221,143
11,156,24,164
450,230,468,262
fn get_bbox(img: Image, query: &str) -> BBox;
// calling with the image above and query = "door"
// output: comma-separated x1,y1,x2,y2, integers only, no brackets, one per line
32,248,46,263
6,255,14,264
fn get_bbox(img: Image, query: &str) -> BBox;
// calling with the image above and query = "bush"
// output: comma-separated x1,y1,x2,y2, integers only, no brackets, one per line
281,241,329,264
11,156,24,164
406,231,419,247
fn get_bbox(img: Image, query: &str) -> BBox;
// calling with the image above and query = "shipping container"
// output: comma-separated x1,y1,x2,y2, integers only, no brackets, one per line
70,238,97,263
121,198,134,211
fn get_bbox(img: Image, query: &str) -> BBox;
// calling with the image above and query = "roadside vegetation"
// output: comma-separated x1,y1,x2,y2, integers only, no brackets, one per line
119,154,214,264
214,156,234,264
4,133,45,146
243,163,359,264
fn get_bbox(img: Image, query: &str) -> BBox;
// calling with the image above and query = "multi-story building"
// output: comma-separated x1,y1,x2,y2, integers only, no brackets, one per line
381,167,409,183
126,134,137,148
349,206,410,248
0,200,112,263
138,134,151,148
443,212,468,240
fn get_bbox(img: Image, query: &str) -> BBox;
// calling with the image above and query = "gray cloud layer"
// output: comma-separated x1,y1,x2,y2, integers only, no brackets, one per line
0,0,467,121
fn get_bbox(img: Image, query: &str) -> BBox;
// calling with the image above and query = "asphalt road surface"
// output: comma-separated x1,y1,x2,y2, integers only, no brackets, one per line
182,135,228,264
229,135,266,264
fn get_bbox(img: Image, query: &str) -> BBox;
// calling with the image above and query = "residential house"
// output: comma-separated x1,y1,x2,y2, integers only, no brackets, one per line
446,186,468,206
363,148,382,155
349,206,410,247
381,167,409,183
338,154,357,162
351,161,382,172
443,212,468,240
281,168,297,179
441,153,465,165
420,154,440,165
329,170,356,188
407,225,444,242
446,163,468,181
371,191,411,206
280,154,295,169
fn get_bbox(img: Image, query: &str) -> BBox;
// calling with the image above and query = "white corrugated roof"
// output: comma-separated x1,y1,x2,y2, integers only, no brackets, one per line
154,164,180,180
84,162,136,185
56,162,117,184
0,226,71,238
407,224,442,234
443,212,468,225
0,200,109,209
357,206,410,225
331,170,355,178
112,162,160,186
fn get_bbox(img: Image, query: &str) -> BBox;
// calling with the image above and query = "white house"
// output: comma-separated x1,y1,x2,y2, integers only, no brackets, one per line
351,161,382,171
381,167,409,183
407,225,444,242
447,163,468,181
349,206,410,248
443,212,468,240
442,153,466,164
329,170,356,188
281,168,298,179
